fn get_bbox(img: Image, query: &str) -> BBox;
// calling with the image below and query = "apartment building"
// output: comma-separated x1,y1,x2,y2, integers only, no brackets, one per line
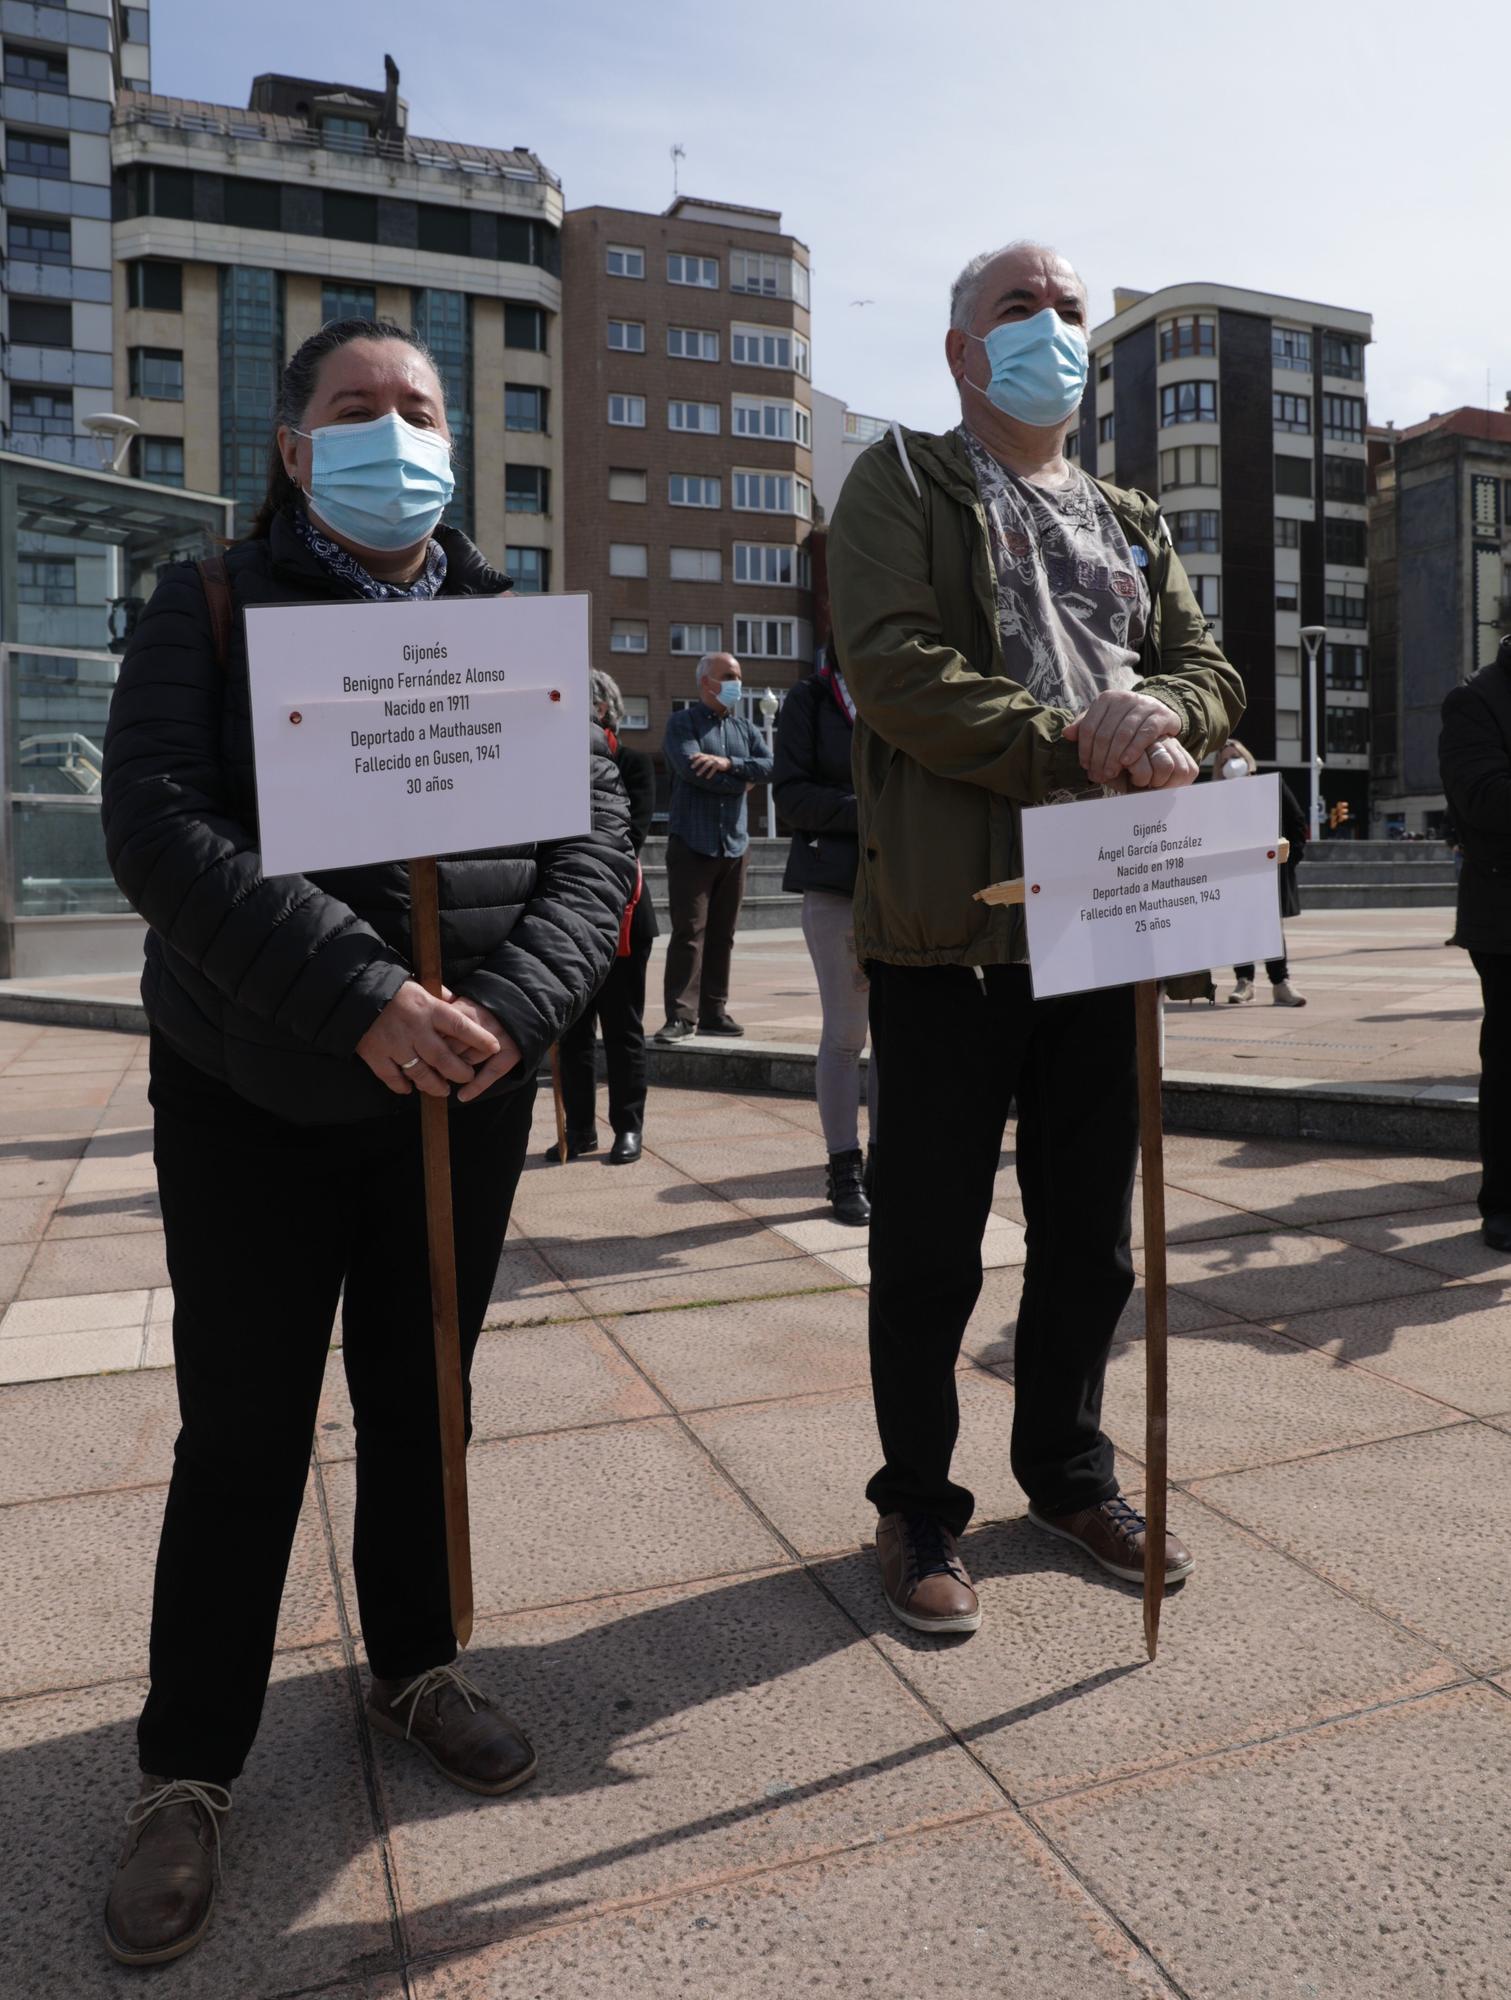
108,59,563,572
562,196,814,744
1085,282,1373,819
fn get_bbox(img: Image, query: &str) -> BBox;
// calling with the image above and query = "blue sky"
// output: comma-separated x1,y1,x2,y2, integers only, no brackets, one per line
149,0,1508,435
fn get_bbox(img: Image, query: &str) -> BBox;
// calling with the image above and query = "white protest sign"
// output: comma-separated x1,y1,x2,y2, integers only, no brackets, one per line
243,593,591,875
1020,775,1284,999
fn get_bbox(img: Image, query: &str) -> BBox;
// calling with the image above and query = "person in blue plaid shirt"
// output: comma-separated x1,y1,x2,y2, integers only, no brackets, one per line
656,653,774,1041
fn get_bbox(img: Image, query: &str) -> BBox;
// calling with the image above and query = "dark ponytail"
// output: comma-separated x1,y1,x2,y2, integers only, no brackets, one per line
250,317,445,539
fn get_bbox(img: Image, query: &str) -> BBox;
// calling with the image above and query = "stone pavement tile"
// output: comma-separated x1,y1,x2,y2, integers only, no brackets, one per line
1035,1687,1511,2000
531,1213,805,1285
0,1325,142,1386
524,1186,761,1249
961,1265,1238,1372
1096,1324,1458,1480
688,1375,1019,1559
483,1240,576,1327
1325,1202,1511,1281
0,1193,56,1244
326,1417,786,1629
0,1366,180,1504
0,1145,86,1198
1149,1227,1442,1322
1169,1154,1460,1228
564,1254,844,1322
45,1186,162,1238
0,1104,113,1138
1269,1283,1511,1416
0,1648,400,2000
408,1813,1172,2000
65,1130,156,1195
0,1241,37,1306
1194,1421,1511,1672
19,1230,169,1301
1,1287,148,1339
1129,1184,1275,1247
607,1290,871,1412
0,1485,339,1698
142,1287,174,1367
317,1320,665,1462
382,1570,1004,1960
0,1075,118,1110
819,1501,1453,1807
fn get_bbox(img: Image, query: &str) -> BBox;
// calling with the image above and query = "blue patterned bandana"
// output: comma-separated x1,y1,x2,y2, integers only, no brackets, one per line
291,507,447,602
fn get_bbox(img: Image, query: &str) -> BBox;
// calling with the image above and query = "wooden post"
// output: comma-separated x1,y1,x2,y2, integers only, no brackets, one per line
406,855,474,1650
548,1044,569,1163
1134,978,1168,1661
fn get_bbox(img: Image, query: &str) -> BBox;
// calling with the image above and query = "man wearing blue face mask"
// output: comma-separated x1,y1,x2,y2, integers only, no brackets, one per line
828,242,1245,1639
656,651,774,1040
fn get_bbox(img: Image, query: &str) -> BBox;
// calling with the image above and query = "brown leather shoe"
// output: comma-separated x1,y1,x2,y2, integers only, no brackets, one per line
103,1775,230,1966
1029,1495,1194,1584
367,1663,538,1796
876,1512,982,1635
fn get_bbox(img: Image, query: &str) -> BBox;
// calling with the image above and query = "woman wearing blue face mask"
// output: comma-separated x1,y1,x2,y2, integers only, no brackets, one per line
97,319,634,1967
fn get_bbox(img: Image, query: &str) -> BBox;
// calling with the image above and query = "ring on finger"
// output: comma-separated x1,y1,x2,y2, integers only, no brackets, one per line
399,1056,422,1071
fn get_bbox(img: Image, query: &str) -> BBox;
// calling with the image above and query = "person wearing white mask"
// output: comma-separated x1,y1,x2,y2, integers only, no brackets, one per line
1214,738,1308,1006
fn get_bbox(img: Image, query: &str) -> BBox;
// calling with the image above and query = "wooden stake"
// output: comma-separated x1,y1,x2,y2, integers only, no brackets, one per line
548,1044,568,1163
407,855,474,1650
1134,978,1168,1661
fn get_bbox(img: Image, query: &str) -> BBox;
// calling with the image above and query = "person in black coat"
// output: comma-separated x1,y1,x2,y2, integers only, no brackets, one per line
1215,738,1309,1006
97,318,633,1968
1441,632,1511,1249
773,657,877,1225
551,668,658,1164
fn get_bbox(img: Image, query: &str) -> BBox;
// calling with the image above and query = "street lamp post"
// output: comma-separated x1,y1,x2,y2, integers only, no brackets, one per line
757,687,780,839
1299,624,1326,840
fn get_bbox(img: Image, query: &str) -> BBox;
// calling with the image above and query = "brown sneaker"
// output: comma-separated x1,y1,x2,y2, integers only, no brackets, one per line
876,1512,982,1635
103,1775,231,1966
367,1663,538,1796
1029,1495,1194,1585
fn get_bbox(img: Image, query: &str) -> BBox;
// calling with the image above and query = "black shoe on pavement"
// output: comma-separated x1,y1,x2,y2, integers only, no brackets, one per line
826,1148,870,1227
607,1131,643,1166
655,1018,695,1043
541,1129,598,1164
1483,1214,1511,1253
697,1014,745,1037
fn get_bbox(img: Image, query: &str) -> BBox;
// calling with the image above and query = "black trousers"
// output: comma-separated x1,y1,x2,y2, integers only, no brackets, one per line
662,834,747,1024
559,933,652,1136
137,1037,535,1784
865,962,1138,1536
1234,957,1289,983
1471,951,1511,1218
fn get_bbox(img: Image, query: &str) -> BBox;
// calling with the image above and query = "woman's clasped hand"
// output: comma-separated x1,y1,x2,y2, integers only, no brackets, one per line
354,980,524,1101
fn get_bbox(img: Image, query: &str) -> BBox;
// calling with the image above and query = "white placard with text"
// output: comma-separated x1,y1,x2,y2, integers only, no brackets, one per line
1020,776,1284,998
244,593,591,875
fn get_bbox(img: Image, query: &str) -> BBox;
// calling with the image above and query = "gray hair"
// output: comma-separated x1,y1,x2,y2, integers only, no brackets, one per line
695,652,719,687
948,240,1083,331
589,667,624,729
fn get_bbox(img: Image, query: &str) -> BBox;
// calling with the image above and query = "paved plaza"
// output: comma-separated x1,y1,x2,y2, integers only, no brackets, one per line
5,1011,1511,1996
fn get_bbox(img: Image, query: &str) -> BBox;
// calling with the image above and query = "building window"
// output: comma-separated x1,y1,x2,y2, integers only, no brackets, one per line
1323,454,1367,501
321,116,370,152
122,163,194,220
10,388,73,436
1160,444,1221,489
11,301,72,349
1159,315,1216,361
1325,518,1366,566
734,615,810,659
670,547,721,583
734,543,811,588
728,252,810,307
1322,334,1365,381
606,244,645,278
1160,381,1217,426
667,253,718,288
732,396,812,446
1272,327,1312,371
5,48,69,93
610,620,648,653
505,465,549,515
667,326,719,361
321,282,375,322
608,468,647,503
413,289,472,534
219,268,281,531
9,217,70,268
731,324,810,376
124,261,184,312
17,557,76,606
606,393,645,428
1172,510,1220,555
130,346,185,400
1275,455,1314,498
1325,644,1368,689
669,474,721,508
1275,517,1301,548
499,385,544,433
733,469,810,516
1276,581,1300,612
1098,359,1113,383
1273,392,1311,433
1323,395,1365,442
671,624,723,654
1472,475,1502,531
1098,414,1115,444
505,304,547,352
1192,574,1221,617
224,178,283,233
609,543,648,578
619,695,650,731
506,547,550,593
135,437,185,487
1325,582,1367,626
1325,707,1369,755
669,400,720,433
607,319,645,353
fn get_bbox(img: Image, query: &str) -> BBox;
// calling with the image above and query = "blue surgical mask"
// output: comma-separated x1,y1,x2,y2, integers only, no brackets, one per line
717,680,742,710
297,411,454,551
966,308,1088,428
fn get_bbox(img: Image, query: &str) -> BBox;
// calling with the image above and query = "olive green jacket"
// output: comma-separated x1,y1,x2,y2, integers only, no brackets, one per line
827,425,1246,967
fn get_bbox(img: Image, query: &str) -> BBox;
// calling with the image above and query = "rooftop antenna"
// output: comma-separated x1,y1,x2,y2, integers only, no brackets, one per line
671,142,685,198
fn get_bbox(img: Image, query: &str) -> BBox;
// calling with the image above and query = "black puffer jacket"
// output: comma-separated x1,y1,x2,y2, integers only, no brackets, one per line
1441,637,1511,953
102,513,635,1124
613,738,659,948
772,671,859,896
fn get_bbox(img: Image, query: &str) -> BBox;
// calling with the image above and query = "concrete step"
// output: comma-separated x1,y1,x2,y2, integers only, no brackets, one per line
1306,839,1452,866
1303,861,1458,888
1304,882,1456,910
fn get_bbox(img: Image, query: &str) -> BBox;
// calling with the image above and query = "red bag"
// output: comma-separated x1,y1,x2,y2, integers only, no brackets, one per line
618,861,642,957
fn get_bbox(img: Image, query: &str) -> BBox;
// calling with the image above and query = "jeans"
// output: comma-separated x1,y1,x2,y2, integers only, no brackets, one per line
1471,951,1511,1218
662,834,747,1024
560,934,651,1137
800,890,878,1155
864,962,1138,1535
136,1037,535,1784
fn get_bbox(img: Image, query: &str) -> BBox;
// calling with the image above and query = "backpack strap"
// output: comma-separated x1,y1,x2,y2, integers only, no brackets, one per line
890,419,922,500
196,555,233,668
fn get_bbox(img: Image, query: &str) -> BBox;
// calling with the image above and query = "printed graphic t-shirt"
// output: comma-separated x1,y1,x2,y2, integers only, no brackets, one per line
958,426,1150,714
